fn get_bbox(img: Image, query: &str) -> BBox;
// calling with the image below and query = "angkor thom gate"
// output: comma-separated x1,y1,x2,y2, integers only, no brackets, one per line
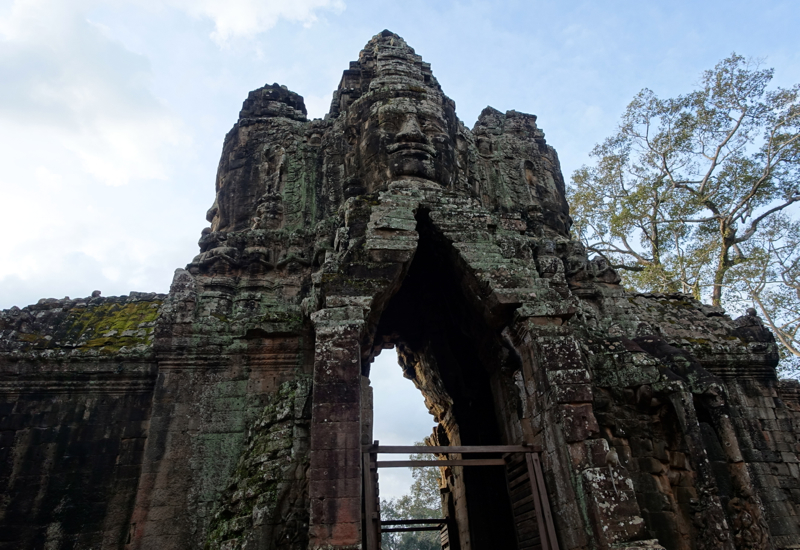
2,30,800,550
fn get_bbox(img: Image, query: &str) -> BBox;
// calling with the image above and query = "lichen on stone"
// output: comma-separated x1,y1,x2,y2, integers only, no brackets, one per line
205,378,312,550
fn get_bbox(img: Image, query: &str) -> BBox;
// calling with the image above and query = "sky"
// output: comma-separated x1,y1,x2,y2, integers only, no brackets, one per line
2,0,800,311
370,348,439,501
2,0,799,499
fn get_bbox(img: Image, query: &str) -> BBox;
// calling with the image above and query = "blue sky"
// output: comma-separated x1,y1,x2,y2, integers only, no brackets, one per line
2,0,799,498
1,0,799,309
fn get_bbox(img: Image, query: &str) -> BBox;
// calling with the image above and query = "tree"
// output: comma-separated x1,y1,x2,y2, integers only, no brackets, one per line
725,213,800,374
380,445,443,550
571,54,800,303
570,54,800,376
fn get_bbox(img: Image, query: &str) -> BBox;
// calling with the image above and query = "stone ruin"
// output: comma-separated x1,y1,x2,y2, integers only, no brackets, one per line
1,30,800,550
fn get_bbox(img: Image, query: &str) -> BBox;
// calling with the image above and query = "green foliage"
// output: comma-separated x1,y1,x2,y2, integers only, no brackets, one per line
725,214,800,377
570,54,800,376
380,445,443,550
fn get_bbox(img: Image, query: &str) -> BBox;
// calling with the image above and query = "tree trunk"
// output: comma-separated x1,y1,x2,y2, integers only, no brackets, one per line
712,257,725,306
713,222,736,307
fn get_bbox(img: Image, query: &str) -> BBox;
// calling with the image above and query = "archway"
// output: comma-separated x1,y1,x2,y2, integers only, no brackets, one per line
363,209,522,549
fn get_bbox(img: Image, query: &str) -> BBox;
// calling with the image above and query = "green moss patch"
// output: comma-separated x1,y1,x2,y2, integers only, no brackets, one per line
62,300,162,352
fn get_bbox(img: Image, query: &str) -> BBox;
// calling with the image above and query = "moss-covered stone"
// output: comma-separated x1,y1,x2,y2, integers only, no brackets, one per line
205,378,312,550
0,295,163,356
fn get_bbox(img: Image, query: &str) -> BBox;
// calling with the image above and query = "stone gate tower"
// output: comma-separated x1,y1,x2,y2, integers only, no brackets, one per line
2,30,800,550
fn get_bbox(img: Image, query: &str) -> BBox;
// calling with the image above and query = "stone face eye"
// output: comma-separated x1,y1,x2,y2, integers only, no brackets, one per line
378,116,400,134
421,118,444,134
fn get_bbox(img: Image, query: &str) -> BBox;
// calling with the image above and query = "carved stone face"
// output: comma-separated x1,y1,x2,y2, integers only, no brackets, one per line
348,94,457,190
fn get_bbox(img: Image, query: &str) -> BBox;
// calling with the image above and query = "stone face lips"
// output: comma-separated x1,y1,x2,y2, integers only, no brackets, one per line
1,30,800,550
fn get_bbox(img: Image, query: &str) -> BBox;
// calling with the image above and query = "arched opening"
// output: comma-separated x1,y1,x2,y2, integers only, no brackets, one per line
363,209,523,549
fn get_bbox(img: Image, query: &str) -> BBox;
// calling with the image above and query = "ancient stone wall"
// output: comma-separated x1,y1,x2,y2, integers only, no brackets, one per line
0,294,161,549
1,30,800,550
127,258,315,548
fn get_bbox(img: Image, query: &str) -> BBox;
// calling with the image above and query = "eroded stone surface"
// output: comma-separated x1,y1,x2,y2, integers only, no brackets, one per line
0,293,162,549
2,30,800,550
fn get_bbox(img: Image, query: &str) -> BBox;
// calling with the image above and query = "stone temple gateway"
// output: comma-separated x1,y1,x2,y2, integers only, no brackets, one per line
1,30,800,550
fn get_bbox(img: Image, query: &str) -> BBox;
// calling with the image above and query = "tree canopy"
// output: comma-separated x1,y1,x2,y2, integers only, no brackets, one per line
569,54,800,375
380,446,443,550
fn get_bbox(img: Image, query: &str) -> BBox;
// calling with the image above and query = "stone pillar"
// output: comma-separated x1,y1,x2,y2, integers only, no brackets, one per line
308,307,365,549
512,314,652,550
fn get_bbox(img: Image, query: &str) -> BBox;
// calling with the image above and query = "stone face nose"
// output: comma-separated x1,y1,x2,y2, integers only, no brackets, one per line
395,114,427,143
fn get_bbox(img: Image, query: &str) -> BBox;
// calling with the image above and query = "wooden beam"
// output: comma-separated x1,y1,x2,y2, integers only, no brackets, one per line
362,453,378,550
531,452,560,550
382,519,446,525
525,453,550,550
369,445,537,454
376,459,506,468
382,526,442,533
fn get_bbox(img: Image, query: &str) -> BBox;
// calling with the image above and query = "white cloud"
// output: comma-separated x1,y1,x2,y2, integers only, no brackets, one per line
34,166,64,189
0,0,189,187
0,0,347,188
0,158,199,308
370,349,435,500
163,0,346,44
0,0,200,309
